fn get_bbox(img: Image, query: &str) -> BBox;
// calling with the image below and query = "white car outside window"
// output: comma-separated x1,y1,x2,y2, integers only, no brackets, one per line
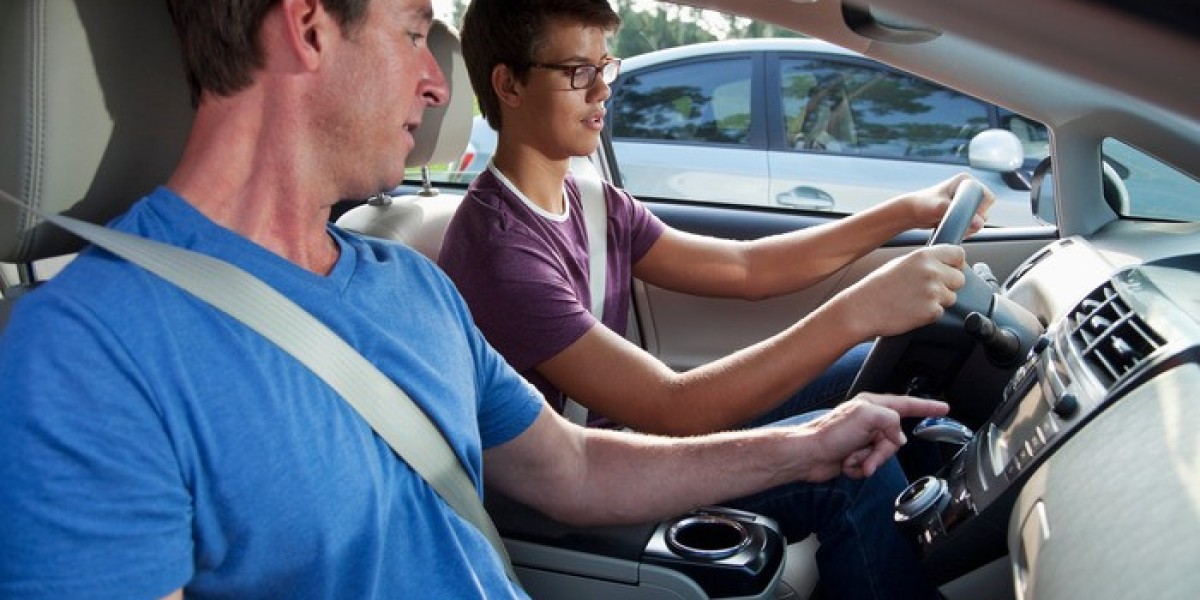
607,38,1050,227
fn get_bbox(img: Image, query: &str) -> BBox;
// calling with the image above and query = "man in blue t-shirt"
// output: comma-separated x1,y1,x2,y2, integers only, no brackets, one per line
0,1,950,598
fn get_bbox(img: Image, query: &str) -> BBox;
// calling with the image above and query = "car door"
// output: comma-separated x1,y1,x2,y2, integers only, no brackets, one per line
626,201,1054,373
606,50,770,206
765,51,1042,227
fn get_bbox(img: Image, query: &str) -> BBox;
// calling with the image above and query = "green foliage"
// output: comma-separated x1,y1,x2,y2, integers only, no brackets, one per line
610,1,805,58
612,5,716,57
436,1,804,59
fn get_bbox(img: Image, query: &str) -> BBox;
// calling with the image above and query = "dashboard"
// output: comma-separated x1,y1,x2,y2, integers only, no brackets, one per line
899,222,1200,597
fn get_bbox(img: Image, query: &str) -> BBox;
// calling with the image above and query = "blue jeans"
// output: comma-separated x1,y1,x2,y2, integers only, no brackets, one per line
728,343,940,600
745,342,873,427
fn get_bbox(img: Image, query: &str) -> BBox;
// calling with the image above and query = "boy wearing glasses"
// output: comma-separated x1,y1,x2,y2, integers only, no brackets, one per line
441,1,987,596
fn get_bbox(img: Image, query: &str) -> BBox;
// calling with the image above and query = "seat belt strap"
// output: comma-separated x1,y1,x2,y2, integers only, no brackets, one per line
0,190,519,583
564,157,609,425
572,158,608,319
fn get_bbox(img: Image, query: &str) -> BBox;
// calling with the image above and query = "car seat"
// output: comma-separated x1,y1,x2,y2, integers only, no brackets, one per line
334,22,473,261
0,0,193,329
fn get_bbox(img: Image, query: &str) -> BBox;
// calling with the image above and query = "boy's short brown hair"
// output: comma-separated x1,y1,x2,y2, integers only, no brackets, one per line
461,0,620,132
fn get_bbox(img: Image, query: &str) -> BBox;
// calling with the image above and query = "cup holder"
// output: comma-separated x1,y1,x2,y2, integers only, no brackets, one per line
644,508,785,598
665,514,752,561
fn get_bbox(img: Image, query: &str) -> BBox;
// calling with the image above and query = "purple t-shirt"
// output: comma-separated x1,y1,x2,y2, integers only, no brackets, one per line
439,166,666,415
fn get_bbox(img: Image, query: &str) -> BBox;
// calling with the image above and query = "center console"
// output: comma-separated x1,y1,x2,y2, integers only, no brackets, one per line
488,492,786,599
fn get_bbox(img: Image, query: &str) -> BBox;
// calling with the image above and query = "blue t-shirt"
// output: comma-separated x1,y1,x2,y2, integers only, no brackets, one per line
438,167,665,416
0,187,543,599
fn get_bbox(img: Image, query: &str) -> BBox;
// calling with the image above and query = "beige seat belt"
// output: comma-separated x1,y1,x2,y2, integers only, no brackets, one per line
0,190,520,584
564,157,608,426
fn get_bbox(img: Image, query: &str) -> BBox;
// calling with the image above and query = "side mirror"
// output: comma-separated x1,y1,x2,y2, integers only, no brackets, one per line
1101,160,1130,215
968,129,1025,172
968,129,1029,191
1029,156,1056,225
1030,156,1128,225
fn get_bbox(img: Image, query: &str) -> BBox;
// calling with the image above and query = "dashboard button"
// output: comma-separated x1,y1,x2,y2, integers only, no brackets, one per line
1005,461,1021,482
1053,392,1080,419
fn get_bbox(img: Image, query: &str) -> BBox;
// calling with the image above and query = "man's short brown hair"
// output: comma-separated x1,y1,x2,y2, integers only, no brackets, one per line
461,0,620,132
166,0,372,106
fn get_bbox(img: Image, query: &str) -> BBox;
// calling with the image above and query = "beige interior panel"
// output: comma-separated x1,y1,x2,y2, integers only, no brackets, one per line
634,235,1051,370
1008,364,1200,600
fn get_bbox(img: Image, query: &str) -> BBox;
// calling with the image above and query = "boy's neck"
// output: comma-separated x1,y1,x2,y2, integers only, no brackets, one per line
492,147,571,215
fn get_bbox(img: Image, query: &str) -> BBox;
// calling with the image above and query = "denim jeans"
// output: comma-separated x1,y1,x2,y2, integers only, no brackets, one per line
744,342,874,428
727,343,941,600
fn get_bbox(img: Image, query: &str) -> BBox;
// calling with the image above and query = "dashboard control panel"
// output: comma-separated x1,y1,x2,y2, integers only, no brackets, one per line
896,261,1196,583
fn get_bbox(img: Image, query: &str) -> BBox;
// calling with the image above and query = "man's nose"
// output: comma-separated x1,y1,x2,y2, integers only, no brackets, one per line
421,47,449,107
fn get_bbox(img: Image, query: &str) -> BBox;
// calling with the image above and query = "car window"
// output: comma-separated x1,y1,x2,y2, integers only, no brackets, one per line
1102,138,1200,222
998,109,1051,165
415,2,1052,229
781,57,990,162
610,57,753,145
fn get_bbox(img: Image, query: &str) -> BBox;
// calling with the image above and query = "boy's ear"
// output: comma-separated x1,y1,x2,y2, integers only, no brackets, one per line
492,63,523,108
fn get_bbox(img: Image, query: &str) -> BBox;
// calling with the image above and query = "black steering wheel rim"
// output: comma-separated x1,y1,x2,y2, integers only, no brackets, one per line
929,179,985,246
845,179,988,399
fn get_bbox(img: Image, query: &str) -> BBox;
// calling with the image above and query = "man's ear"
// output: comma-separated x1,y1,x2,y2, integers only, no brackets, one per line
278,0,334,70
493,63,523,109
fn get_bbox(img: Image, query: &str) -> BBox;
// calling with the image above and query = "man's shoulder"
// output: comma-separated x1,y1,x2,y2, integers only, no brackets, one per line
20,243,165,311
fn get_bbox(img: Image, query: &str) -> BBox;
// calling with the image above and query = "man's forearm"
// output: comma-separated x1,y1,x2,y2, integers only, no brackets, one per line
557,425,814,526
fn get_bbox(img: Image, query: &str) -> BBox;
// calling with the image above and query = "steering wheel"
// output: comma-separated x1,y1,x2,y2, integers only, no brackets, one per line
845,179,993,402
929,179,985,247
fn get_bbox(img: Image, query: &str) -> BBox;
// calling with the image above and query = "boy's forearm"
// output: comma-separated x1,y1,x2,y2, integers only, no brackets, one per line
633,301,865,435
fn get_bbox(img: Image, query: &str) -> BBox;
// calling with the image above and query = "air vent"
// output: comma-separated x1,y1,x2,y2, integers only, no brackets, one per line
1068,282,1165,388
1004,239,1073,290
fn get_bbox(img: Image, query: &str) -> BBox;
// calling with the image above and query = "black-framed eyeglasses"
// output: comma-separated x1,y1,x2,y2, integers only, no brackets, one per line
528,58,622,90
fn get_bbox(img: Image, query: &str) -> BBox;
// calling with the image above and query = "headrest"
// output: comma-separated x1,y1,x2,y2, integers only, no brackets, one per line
0,0,193,263
0,4,467,265
405,20,473,168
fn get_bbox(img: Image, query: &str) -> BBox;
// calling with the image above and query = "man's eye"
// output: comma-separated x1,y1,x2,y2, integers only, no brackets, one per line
406,31,426,48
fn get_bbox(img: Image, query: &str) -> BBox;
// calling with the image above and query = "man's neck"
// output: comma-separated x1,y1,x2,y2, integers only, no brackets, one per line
165,97,341,275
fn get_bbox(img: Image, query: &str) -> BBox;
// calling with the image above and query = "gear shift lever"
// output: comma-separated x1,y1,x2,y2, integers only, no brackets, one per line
912,416,974,445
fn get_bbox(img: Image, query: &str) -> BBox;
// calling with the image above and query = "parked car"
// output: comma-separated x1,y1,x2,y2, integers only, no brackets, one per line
451,115,496,183
606,38,1049,226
